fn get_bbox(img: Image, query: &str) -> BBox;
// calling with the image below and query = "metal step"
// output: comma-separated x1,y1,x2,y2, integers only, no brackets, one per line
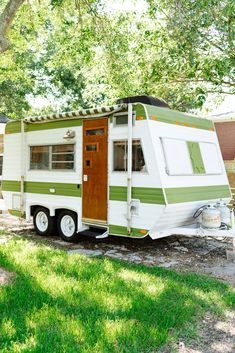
77,227,109,239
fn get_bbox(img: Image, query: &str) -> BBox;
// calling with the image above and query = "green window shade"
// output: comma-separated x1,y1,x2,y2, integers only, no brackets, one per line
187,142,205,174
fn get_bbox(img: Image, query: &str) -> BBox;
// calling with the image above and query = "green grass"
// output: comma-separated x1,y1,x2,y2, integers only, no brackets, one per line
0,237,234,353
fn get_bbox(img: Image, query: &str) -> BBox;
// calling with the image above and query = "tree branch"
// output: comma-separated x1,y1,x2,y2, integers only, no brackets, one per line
161,78,235,87
197,30,225,53
0,0,25,53
206,90,235,95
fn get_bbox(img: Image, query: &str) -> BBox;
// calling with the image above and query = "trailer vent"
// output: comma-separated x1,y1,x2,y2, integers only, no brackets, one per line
116,95,169,108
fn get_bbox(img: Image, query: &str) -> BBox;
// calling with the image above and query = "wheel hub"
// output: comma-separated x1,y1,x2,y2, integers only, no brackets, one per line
36,211,48,232
60,215,75,237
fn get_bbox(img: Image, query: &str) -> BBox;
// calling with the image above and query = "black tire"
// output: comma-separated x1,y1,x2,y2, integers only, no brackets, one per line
57,210,79,242
33,207,56,236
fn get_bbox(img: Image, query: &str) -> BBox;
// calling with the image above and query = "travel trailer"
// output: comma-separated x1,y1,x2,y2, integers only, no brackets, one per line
2,96,235,244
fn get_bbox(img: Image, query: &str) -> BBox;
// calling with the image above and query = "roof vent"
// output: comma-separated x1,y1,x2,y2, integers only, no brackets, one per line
116,95,169,108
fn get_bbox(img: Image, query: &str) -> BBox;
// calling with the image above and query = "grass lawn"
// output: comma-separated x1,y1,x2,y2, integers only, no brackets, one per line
0,237,234,353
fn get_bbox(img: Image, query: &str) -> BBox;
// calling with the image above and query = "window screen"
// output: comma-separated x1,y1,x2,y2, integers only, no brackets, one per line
113,140,146,172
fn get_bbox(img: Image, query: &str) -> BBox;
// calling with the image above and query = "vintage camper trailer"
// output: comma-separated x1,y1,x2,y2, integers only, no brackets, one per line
2,96,235,243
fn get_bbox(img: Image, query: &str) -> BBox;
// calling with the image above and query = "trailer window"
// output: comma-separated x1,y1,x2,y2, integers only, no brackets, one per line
86,128,104,136
161,138,193,175
113,115,128,126
51,144,74,170
199,142,222,174
113,140,146,172
161,138,222,175
30,144,75,170
30,146,49,170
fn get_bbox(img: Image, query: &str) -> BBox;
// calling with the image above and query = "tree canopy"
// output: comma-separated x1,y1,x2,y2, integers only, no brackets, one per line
0,0,234,118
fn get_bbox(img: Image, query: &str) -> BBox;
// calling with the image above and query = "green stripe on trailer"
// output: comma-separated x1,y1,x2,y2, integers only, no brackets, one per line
9,210,25,218
2,180,21,192
25,181,82,197
2,180,82,197
109,186,165,204
146,105,214,131
5,121,21,134
165,185,231,204
5,119,83,134
109,224,148,237
26,119,82,132
187,141,205,174
134,103,147,120
3,181,230,205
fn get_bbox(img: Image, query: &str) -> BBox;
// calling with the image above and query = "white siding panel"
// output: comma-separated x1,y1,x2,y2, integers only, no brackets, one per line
109,200,164,229
3,134,22,180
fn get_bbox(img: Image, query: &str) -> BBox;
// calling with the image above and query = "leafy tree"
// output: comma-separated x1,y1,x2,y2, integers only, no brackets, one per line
145,0,235,104
0,0,234,118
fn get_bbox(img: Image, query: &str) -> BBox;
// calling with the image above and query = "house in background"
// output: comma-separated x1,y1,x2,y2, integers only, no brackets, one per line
212,111,235,205
0,114,9,181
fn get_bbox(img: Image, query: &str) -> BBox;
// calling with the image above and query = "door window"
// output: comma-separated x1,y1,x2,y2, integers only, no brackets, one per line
86,128,104,136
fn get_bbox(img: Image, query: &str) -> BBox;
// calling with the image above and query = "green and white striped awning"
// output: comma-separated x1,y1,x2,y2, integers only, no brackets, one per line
24,104,127,123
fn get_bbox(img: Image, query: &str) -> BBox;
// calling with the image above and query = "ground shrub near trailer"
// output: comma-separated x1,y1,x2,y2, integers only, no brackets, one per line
0,237,234,353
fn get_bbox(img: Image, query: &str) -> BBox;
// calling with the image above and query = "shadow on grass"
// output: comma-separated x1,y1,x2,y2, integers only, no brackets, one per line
0,237,234,353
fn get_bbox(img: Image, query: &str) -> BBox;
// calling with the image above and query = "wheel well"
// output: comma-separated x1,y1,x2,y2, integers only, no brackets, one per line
30,205,49,217
55,208,77,218
30,206,78,219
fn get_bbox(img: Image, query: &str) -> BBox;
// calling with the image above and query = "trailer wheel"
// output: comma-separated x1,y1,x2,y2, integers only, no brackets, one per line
57,210,78,242
33,207,55,236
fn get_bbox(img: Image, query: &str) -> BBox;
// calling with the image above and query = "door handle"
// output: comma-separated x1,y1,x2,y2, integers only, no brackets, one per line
83,174,88,181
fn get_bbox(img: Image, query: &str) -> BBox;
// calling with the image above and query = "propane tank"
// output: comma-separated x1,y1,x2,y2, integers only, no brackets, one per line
201,204,221,229
216,200,231,225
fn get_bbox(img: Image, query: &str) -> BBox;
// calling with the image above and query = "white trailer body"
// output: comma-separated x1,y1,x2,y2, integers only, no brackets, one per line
2,99,234,242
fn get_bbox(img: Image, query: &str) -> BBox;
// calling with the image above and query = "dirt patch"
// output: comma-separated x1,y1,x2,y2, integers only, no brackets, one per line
160,311,235,353
0,267,14,286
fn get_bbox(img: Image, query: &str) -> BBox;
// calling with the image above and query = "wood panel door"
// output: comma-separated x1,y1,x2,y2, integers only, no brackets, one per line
82,118,108,222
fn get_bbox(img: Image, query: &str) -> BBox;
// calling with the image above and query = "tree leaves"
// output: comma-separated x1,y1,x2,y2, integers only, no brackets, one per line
0,0,234,118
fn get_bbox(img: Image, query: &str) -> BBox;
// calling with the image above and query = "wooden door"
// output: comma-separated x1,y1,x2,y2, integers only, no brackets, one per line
82,118,108,222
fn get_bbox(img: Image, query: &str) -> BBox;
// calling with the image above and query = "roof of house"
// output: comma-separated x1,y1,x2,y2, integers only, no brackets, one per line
209,111,235,123
0,114,9,123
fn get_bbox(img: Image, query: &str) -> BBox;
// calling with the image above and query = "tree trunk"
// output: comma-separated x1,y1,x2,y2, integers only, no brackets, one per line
0,0,25,53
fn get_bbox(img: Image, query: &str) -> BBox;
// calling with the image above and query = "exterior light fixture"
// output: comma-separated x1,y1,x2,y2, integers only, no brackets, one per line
63,130,75,140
